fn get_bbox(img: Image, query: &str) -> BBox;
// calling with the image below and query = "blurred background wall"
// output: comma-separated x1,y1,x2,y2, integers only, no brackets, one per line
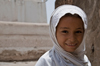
0,0,53,61
0,0,47,23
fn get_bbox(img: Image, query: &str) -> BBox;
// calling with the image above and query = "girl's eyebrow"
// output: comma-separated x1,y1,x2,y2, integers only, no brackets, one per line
60,27,69,29
77,28,84,29
60,27,83,29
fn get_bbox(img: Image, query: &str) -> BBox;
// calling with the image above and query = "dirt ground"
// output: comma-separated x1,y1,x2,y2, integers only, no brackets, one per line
0,61,37,66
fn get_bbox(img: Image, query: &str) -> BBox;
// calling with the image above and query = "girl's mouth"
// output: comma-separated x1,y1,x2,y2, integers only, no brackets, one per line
65,43,77,46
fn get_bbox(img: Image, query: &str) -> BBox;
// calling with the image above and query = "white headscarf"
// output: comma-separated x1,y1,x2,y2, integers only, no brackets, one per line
35,5,91,66
49,5,91,66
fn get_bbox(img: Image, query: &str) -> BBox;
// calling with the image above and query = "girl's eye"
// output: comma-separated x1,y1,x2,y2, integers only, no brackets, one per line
75,31,82,33
62,30,68,33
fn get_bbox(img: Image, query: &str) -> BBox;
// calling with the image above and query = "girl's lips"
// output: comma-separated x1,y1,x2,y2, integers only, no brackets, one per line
65,43,77,46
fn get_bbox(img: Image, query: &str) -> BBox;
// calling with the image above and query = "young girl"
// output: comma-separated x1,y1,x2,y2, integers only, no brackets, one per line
35,5,91,66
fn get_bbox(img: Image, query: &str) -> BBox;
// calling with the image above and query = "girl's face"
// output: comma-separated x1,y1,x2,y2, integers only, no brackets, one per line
56,16,84,52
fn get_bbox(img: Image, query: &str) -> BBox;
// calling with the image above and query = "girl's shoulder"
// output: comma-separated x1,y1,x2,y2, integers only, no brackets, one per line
35,50,53,66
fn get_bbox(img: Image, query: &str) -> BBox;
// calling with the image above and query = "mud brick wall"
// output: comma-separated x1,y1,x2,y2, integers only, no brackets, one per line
0,22,53,61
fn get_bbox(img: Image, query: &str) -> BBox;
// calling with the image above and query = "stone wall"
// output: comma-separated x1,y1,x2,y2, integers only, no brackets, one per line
0,0,50,61
55,0,100,66
0,22,53,61
0,0,47,23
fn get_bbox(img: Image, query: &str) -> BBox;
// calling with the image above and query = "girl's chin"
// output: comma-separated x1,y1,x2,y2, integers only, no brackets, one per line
65,50,76,52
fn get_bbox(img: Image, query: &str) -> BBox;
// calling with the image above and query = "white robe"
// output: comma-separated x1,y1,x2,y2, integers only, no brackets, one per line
35,5,91,66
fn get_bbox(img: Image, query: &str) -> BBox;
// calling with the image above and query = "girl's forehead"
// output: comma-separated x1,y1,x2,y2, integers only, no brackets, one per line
57,16,84,29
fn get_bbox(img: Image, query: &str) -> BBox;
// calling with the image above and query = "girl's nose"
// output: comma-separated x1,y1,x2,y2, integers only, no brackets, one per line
67,33,76,43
